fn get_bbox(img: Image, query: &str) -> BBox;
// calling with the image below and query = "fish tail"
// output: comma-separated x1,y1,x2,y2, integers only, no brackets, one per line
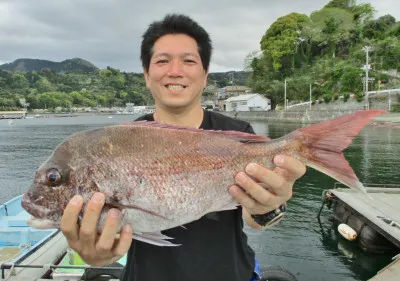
291,110,386,195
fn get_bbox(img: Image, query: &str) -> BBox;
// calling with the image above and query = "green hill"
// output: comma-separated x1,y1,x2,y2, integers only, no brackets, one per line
0,58,98,73
247,0,400,108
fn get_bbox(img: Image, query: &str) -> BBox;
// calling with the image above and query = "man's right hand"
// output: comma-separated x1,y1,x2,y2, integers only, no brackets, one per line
61,192,133,266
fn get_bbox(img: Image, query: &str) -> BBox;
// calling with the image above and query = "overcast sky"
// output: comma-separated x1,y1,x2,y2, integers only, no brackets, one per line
0,0,398,73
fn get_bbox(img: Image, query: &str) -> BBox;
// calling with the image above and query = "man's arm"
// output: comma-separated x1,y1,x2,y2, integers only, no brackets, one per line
229,155,306,230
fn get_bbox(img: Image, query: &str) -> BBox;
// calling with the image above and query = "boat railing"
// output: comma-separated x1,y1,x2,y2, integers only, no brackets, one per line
333,182,400,190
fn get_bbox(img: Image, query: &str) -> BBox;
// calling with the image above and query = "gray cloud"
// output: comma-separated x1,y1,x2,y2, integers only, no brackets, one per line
0,0,398,72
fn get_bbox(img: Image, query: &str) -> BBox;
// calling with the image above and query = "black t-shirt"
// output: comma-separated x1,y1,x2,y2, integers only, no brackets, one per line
121,110,256,281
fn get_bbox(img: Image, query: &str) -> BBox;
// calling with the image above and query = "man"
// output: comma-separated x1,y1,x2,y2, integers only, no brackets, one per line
61,14,306,281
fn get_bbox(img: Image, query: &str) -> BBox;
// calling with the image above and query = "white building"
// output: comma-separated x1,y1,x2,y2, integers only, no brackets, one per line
225,94,271,112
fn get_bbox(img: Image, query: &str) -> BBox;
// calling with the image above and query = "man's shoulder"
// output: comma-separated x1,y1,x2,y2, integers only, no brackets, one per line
206,111,253,133
134,113,154,121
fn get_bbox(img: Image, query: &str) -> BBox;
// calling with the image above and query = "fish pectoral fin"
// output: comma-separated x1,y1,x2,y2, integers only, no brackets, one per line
218,200,239,212
132,232,181,247
106,202,169,220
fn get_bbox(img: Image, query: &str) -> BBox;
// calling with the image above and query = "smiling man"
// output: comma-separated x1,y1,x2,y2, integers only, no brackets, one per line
142,33,207,128
60,14,306,281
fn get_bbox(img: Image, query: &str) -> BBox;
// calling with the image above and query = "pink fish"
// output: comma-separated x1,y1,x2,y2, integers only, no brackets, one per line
22,110,386,246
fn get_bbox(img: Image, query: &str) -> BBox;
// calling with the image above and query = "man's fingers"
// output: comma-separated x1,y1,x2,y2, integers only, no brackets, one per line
79,192,105,243
229,184,259,210
244,164,285,194
96,209,122,253
61,195,83,244
112,224,133,257
273,155,306,181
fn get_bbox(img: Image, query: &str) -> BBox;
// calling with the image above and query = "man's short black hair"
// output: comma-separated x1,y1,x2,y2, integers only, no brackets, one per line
140,14,212,73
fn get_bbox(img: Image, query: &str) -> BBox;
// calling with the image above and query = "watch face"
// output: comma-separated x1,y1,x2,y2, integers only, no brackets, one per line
251,204,286,227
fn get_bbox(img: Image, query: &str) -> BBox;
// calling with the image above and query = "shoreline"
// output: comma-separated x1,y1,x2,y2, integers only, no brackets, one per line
1,110,400,125
217,110,400,124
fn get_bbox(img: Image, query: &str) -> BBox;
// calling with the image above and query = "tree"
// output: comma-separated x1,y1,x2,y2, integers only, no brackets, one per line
11,73,29,89
351,3,375,23
243,50,262,71
260,13,310,72
363,15,397,39
307,8,355,57
25,93,38,109
324,0,355,10
38,93,55,109
340,67,363,92
70,91,84,105
35,77,54,93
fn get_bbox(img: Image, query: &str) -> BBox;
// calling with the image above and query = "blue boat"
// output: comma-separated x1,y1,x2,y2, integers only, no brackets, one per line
1,195,68,279
0,195,59,264
1,195,298,281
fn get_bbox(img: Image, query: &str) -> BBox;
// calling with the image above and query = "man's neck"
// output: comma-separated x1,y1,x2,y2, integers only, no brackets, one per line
153,105,204,128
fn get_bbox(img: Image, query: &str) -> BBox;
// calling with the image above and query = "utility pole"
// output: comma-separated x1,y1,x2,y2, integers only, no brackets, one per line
362,46,373,110
309,84,312,110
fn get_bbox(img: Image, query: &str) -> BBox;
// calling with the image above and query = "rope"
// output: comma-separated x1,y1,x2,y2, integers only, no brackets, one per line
0,204,8,216
3,263,15,281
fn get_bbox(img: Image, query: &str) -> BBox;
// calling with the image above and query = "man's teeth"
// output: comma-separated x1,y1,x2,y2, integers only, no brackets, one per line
167,85,184,90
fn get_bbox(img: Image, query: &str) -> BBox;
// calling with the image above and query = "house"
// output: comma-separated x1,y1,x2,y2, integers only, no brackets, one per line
201,85,219,109
218,85,250,100
225,94,271,112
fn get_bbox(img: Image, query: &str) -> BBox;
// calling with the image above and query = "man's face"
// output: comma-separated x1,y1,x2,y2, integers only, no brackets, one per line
144,34,208,110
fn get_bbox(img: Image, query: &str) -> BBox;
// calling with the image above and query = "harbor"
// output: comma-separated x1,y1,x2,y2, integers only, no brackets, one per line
319,184,400,280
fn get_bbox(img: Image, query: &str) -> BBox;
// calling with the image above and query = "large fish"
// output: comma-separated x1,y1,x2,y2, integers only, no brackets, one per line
22,110,386,246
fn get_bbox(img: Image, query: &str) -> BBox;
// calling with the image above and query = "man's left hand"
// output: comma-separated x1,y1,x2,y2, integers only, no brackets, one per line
228,155,306,216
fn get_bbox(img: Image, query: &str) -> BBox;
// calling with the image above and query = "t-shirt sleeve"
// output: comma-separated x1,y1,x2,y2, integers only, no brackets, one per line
244,123,256,135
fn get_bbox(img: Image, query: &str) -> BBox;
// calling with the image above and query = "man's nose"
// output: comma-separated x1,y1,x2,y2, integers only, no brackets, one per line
167,59,184,77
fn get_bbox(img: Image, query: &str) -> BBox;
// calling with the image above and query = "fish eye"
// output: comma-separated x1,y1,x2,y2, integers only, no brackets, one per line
47,168,61,186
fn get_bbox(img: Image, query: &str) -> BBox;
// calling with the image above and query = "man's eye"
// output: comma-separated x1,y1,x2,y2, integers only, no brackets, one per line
156,60,168,64
184,60,196,64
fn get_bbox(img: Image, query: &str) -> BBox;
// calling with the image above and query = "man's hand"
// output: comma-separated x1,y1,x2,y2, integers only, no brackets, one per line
229,155,306,228
60,192,133,266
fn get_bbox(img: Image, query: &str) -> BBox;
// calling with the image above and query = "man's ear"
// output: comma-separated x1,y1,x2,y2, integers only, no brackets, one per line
203,70,209,88
143,68,150,88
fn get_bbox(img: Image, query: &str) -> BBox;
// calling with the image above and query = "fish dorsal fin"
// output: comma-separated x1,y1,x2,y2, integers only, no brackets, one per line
121,121,271,143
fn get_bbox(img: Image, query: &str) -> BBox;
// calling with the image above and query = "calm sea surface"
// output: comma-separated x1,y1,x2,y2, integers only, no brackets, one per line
0,115,399,281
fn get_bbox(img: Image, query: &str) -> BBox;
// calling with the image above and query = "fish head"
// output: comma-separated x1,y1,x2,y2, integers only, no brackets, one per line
22,146,79,229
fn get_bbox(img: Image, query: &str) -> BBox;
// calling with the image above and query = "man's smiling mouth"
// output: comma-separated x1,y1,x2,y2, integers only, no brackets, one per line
166,84,186,90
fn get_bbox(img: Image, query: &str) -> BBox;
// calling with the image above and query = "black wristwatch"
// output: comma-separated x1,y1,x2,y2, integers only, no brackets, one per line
250,203,287,228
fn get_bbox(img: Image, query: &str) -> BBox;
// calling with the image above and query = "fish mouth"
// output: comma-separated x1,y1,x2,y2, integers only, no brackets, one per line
26,216,59,229
21,192,50,219
22,193,59,229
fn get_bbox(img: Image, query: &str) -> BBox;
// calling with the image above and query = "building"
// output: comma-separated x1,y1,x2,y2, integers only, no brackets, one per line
202,85,219,109
225,94,271,112
218,85,250,100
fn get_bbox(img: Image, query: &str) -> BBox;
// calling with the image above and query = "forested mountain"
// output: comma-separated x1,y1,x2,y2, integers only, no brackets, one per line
0,0,398,111
0,58,98,73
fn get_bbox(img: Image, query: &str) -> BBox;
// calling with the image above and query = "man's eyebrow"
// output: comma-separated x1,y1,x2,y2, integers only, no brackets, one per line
153,52,200,58
182,52,199,58
153,53,169,58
